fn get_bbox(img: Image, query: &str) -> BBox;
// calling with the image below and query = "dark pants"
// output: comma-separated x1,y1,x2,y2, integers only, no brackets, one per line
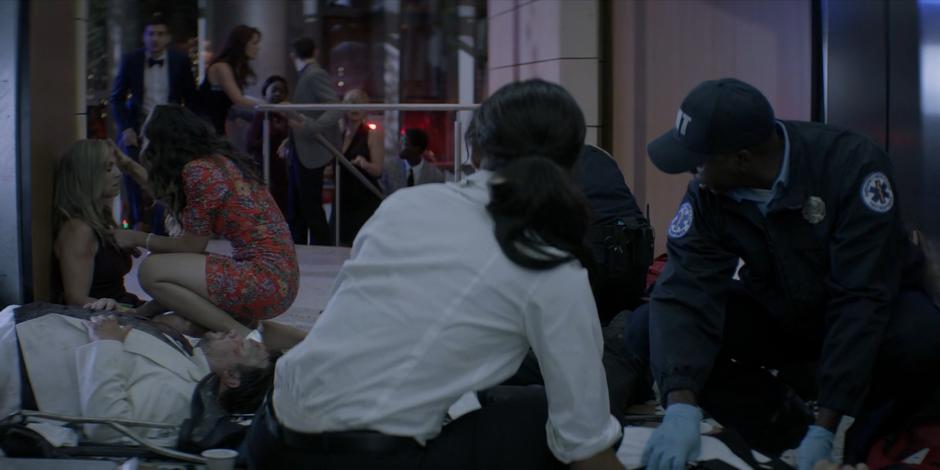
625,286,940,456
288,155,331,246
120,145,167,235
241,386,564,470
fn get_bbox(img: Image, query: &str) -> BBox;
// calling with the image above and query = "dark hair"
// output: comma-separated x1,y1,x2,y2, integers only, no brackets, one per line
467,79,591,270
141,105,262,216
144,12,169,29
261,75,287,96
212,25,260,89
404,128,429,151
291,36,317,60
218,361,276,414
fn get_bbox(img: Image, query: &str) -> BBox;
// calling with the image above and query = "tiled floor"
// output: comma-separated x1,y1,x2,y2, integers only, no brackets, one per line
126,240,351,330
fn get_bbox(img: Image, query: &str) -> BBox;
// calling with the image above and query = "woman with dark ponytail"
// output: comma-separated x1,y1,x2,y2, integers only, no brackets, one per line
196,25,263,136
468,79,594,271
243,80,624,470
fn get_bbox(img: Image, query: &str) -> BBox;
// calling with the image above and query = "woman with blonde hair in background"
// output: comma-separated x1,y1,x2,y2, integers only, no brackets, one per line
53,139,163,317
331,88,384,245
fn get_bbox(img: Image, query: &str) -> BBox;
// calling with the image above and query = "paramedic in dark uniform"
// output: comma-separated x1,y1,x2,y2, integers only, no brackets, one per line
627,78,940,470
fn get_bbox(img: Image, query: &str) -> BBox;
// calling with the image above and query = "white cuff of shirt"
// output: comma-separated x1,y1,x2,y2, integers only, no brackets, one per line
545,415,622,463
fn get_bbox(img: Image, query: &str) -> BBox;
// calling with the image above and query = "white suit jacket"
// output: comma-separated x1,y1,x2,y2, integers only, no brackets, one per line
15,313,210,446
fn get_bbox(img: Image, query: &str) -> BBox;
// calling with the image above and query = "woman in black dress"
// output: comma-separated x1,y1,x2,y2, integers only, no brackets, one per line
197,24,263,136
53,140,163,317
333,89,384,246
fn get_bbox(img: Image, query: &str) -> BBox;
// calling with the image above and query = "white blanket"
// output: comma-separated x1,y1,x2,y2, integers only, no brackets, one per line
617,426,773,469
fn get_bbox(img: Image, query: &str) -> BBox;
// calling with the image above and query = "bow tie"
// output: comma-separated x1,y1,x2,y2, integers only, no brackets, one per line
148,58,165,68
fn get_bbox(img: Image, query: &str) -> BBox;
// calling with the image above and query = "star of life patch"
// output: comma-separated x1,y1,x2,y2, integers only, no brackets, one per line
668,202,694,239
860,172,894,213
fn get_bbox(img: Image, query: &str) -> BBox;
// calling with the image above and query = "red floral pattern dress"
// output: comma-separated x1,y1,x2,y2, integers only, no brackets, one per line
180,155,299,325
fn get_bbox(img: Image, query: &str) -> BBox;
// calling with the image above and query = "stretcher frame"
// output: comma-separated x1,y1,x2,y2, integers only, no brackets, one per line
1,410,207,464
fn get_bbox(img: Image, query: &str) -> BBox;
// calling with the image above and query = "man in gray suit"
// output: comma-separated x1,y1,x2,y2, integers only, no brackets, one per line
381,128,446,195
283,37,343,245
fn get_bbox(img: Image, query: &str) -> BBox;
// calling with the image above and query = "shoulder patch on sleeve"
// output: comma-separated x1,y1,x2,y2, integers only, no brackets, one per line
668,202,694,239
860,172,894,213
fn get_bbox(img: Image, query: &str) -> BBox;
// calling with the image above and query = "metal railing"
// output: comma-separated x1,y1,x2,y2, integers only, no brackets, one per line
254,103,479,246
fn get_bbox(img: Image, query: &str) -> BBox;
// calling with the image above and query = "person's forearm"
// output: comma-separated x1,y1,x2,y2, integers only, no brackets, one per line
571,448,625,470
145,234,208,254
133,300,165,318
359,160,383,178
259,320,309,352
230,101,258,120
124,229,208,254
118,156,148,190
815,407,842,432
667,389,698,407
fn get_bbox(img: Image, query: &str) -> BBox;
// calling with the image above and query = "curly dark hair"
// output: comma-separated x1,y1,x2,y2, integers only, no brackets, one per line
466,79,591,270
141,104,262,216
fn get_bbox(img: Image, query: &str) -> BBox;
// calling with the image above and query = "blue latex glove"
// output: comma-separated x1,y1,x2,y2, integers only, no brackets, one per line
642,403,702,470
797,425,835,470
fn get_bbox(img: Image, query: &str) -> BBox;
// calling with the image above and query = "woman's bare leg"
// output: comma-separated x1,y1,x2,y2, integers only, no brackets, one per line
139,253,250,335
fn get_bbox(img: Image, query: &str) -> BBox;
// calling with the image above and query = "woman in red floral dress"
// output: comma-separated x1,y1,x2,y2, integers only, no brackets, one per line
113,105,299,335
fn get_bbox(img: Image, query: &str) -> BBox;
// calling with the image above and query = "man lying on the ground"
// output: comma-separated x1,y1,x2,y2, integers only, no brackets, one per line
0,303,274,447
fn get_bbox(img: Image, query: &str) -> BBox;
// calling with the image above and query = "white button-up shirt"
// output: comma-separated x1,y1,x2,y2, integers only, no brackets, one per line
141,52,169,121
273,170,622,463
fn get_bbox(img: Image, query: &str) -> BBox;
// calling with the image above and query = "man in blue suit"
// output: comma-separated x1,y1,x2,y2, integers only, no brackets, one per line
110,13,196,233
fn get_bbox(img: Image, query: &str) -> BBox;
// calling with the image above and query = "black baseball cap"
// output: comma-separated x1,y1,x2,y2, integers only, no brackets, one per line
647,78,775,174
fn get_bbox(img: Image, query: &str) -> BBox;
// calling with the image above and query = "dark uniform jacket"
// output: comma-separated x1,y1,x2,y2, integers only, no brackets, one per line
650,120,924,415
574,144,645,225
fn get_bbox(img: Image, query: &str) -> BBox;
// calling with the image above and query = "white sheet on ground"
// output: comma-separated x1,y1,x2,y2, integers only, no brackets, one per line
617,426,772,470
